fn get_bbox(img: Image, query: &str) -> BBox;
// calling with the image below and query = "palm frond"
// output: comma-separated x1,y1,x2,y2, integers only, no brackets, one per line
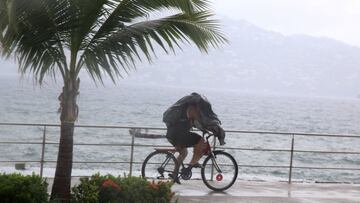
0,0,226,85
113,0,211,21
68,0,110,53
78,11,226,83
78,0,212,54
0,0,71,83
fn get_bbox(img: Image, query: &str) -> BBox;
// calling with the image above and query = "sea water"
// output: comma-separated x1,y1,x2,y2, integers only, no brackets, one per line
0,76,360,183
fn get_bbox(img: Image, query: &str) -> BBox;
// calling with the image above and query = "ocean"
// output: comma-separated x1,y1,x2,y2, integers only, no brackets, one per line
1,75,360,183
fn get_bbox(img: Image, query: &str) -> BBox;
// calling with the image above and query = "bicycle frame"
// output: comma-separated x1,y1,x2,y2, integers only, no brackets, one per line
161,131,223,175
143,131,238,191
158,153,175,174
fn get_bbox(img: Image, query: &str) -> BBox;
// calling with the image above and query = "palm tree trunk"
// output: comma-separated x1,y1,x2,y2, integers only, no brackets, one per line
51,78,79,202
51,122,74,202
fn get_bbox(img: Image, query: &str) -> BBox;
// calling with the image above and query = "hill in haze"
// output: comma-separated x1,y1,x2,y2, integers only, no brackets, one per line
124,18,360,97
2,18,360,97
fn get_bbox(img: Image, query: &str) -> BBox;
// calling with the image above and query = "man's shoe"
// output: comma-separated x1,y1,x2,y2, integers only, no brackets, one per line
169,173,181,184
192,163,203,169
173,176,181,184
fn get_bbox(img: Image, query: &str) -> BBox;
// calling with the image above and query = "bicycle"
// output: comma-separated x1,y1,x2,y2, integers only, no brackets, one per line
141,131,238,191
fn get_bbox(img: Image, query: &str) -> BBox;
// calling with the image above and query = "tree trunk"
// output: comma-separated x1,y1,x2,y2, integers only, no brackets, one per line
51,78,79,202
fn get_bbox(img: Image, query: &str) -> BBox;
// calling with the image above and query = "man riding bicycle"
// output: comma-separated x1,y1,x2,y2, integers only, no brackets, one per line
163,92,225,184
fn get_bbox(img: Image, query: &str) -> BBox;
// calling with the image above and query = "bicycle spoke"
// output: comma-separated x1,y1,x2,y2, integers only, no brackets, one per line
201,151,238,191
142,151,178,182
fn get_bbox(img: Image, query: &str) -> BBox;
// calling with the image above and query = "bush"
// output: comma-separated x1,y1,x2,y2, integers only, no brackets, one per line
0,173,49,203
71,174,174,203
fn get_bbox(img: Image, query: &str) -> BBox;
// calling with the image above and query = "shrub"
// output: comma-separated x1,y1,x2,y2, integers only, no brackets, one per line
71,174,174,203
0,173,49,203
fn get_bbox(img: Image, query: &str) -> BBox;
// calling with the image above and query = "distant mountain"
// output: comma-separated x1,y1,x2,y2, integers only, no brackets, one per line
124,18,360,97
2,18,360,97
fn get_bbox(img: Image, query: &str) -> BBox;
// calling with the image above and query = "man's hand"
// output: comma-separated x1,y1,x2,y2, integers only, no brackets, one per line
207,125,226,145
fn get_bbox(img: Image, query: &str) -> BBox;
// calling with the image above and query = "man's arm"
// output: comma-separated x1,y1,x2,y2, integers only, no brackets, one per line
186,105,201,127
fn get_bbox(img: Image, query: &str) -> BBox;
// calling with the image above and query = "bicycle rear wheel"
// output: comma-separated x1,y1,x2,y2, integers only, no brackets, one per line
141,151,178,181
201,151,238,191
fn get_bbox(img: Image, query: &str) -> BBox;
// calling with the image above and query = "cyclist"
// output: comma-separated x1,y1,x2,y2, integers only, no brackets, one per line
163,92,225,184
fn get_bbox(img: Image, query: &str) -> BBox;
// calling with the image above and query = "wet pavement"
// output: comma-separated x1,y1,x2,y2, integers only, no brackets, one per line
172,180,360,203
47,178,360,202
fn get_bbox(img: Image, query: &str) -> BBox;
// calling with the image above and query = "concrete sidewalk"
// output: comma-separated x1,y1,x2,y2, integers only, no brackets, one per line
172,180,360,203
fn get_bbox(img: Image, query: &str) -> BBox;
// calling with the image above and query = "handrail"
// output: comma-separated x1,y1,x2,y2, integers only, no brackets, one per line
1,122,360,138
0,122,360,184
3,141,360,154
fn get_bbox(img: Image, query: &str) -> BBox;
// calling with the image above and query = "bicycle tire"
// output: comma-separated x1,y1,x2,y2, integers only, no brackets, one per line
201,151,238,191
141,151,179,181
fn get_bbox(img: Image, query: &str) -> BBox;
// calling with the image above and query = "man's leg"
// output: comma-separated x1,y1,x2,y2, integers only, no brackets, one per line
175,146,188,166
170,146,187,184
189,137,206,166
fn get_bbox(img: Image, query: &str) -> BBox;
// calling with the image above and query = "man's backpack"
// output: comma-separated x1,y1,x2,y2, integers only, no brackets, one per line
163,92,226,145
162,93,198,125
162,92,220,125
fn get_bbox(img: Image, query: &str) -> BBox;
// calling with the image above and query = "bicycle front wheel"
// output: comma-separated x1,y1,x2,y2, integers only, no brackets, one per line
141,151,178,182
201,151,238,191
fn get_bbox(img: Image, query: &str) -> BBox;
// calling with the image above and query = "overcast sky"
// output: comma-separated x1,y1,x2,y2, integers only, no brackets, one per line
212,0,360,47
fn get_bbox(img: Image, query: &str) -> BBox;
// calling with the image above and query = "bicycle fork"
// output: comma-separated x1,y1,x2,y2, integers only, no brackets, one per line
210,152,222,173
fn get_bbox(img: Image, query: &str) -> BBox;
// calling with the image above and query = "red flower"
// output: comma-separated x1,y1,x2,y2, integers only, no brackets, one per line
147,182,159,190
102,179,122,191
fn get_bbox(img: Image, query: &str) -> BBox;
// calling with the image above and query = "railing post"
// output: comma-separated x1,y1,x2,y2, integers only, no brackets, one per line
40,126,46,178
288,134,295,184
129,133,135,176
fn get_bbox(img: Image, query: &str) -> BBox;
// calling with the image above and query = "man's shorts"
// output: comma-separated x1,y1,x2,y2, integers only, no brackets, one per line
166,121,201,148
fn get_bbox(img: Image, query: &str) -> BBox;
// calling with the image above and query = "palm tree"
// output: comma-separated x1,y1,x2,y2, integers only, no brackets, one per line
0,0,226,201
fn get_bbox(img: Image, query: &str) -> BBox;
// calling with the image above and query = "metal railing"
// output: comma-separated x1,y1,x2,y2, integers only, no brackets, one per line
1,122,360,183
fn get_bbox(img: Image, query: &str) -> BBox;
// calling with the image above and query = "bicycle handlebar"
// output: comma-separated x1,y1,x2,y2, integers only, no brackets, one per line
202,130,214,141
201,128,226,146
